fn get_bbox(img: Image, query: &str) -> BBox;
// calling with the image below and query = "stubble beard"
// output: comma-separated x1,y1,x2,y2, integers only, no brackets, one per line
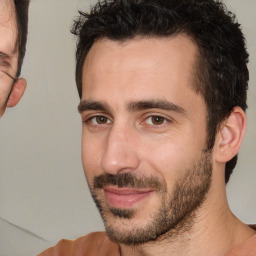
89,151,212,246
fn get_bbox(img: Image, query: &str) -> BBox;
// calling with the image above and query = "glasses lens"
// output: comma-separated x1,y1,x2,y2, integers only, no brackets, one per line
0,71,15,86
0,70,14,101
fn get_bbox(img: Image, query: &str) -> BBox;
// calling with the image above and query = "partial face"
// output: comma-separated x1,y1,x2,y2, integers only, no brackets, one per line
80,36,212,245
0,0,18,117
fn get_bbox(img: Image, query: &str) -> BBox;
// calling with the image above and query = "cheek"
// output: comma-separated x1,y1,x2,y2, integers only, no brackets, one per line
81,131,103,181
0,84,11,100
141,138,194,189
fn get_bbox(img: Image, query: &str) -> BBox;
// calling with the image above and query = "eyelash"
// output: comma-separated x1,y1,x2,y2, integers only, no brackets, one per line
83,114,171,128
84,114,112,126
0,56,10,65
143,115,169,126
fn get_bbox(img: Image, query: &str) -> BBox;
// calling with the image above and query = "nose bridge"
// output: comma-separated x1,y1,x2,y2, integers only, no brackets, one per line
101,121,140,174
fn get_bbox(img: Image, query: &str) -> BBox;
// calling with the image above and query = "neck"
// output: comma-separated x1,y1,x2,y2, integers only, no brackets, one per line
119,181,254,256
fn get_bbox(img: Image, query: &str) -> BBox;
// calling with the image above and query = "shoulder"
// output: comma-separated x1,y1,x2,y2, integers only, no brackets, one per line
38,232,120,256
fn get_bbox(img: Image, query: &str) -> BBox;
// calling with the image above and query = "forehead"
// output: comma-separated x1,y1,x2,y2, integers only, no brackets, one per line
0,0,18,55
82,35,199,101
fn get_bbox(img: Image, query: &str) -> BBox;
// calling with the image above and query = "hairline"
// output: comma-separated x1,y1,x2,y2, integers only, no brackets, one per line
80,32,206,96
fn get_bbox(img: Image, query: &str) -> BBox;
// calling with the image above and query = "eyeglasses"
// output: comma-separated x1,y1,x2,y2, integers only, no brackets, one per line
0,70,18,85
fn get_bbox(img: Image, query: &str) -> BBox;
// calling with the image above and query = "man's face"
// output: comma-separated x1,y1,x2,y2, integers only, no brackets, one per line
79,35,212,245
0,0,18,117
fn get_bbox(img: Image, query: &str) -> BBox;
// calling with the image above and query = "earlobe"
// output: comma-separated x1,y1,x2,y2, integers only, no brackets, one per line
214,107,246,163
7,78,27,108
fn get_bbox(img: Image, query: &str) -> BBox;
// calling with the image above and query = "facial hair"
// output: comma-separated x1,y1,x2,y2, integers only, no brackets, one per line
88,150,212,246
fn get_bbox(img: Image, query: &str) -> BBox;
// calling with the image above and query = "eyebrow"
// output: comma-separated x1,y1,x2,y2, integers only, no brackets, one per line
78,100,110,113
78,99,187,116
127,100,187,115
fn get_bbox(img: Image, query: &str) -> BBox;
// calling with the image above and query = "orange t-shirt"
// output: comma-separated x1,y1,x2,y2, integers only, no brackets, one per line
38,232,120,256
38,227,256,256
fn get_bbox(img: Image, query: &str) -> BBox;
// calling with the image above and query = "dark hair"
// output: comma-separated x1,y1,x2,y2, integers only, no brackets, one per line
14,0,30,77
71,0,249,183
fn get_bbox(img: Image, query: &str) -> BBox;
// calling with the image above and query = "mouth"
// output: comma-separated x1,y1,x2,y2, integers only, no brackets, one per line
104,186,154,208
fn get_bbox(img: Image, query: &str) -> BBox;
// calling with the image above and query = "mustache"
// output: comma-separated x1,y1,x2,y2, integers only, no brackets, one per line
93,173,163,191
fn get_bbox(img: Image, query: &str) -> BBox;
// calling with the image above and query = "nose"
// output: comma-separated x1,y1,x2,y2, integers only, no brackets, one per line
100,124,140,175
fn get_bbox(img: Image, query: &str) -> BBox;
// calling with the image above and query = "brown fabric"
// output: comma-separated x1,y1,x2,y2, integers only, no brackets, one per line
38,226,256,256
38,232,120,256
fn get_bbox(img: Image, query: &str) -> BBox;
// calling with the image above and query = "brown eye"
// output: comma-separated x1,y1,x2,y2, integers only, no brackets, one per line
95,116,109,124
84,115,111,126
150,116,166,125
84,115,112,127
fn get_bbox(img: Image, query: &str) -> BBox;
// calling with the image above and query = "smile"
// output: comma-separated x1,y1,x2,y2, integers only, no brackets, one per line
104,187,153,208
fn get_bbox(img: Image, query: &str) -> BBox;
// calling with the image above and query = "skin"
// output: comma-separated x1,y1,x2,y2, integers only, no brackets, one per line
0,0,26,118
79,35,255,256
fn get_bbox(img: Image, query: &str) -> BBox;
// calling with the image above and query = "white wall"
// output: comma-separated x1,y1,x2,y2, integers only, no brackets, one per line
0,0,255,255
224,0,256,224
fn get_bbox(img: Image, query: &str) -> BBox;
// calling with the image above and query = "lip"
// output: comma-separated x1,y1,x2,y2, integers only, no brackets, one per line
104,186,153,208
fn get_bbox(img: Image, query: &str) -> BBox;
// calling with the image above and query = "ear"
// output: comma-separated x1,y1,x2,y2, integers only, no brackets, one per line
214,107,246,163
7,78,27,107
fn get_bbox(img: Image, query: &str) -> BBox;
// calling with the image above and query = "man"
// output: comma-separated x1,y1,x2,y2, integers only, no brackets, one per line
0,0,29,118
39,0,256,255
